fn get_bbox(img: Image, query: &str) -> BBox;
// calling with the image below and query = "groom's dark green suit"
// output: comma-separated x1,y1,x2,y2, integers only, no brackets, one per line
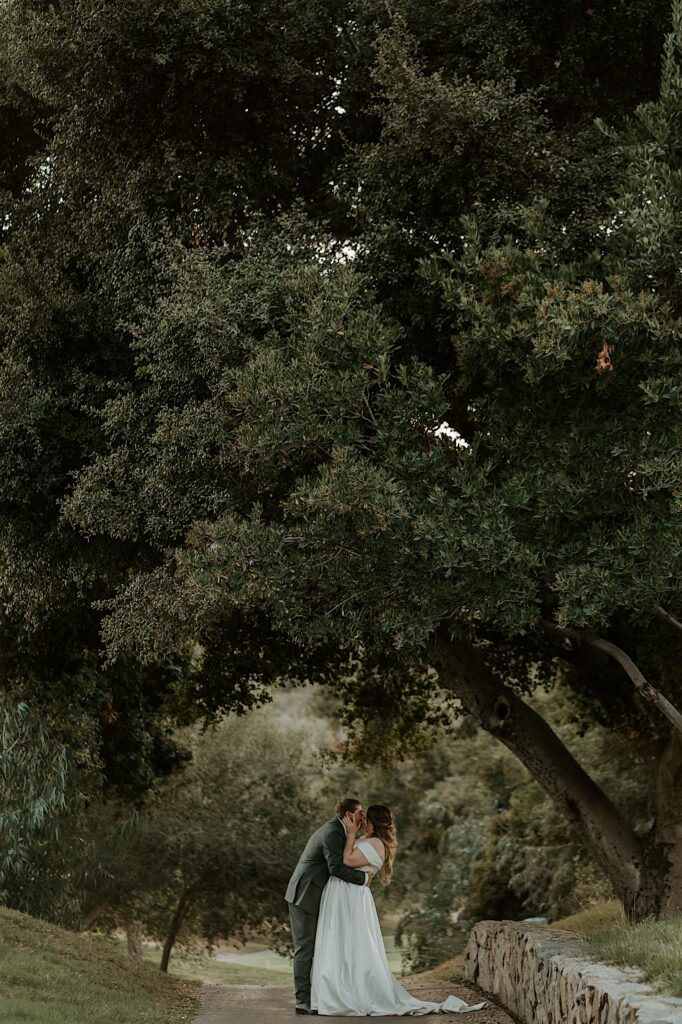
285,817,366,1010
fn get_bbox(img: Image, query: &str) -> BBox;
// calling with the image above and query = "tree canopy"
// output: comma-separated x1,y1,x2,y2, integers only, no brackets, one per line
1,0,682,920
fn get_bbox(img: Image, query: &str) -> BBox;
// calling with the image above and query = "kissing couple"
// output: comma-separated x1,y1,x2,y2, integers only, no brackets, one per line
285,797,486,1016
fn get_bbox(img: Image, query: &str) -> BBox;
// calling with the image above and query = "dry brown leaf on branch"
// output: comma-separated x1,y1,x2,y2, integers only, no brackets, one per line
596,337,614,373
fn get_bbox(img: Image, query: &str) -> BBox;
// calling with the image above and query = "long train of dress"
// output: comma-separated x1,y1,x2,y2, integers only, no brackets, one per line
310,840,486,1016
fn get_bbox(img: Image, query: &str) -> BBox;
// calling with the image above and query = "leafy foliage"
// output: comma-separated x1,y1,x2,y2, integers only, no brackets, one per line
81,705,331,963
0,695,89,923
0,0,681,919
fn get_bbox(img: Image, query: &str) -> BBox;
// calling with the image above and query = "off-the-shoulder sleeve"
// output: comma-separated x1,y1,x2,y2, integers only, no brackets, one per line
356,839,384,869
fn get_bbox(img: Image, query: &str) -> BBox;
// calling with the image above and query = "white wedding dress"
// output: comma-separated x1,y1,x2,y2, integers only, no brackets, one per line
310,839,486,1016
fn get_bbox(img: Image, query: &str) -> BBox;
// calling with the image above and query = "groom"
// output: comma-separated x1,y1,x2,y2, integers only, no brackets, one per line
285,797,371,1015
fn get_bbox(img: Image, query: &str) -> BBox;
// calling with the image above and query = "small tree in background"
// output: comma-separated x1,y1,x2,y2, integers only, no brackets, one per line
82,706,326,972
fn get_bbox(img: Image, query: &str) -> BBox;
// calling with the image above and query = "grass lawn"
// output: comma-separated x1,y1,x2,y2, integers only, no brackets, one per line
143,945,293,986
0,906,200,1024
553,900,682,998
140,910,406,987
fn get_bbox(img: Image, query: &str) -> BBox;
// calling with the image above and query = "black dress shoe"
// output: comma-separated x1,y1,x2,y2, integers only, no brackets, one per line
295,1007,314,1015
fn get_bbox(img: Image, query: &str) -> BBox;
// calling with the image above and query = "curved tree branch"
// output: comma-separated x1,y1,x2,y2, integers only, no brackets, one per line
542,621,682,738
656,605,682,636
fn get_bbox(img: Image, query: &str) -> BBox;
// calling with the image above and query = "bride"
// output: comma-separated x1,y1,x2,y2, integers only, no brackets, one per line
310,804,486,1016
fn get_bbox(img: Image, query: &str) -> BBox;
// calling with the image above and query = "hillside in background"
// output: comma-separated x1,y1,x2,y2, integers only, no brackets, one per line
0,907,200,1024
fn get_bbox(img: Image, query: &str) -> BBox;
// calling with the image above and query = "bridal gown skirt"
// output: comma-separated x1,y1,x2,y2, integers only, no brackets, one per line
310,877,485,1016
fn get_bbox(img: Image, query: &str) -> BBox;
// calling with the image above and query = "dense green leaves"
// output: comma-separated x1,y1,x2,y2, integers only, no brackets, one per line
0,0,681,915
3,0,365,232
0,696,87,922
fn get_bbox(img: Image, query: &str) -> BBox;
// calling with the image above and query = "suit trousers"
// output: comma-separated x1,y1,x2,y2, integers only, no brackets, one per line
288,901,318,1008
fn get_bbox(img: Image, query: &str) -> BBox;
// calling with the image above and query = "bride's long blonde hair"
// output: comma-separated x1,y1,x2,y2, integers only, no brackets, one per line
366,805,397,886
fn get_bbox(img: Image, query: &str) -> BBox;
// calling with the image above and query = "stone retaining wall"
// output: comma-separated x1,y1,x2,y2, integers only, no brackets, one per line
463,920,682,1024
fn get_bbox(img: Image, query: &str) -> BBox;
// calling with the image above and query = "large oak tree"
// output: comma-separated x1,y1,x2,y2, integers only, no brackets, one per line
1,0,681,919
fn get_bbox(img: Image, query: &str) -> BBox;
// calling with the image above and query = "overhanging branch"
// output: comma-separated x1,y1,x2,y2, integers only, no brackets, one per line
656,605,682,636
542,621,682,738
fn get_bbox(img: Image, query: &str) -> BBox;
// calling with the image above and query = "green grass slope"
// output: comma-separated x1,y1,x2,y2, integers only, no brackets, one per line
552,900,623,938
553,900,682,998
0,907,200,1024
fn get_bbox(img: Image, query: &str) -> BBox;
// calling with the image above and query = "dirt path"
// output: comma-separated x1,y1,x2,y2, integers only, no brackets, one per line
191,979,517,1023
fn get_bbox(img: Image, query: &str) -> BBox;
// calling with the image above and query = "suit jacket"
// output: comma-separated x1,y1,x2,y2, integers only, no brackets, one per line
285,818,366,915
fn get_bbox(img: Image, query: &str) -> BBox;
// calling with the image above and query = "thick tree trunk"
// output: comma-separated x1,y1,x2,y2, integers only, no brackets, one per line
429,624,661,920
650,731,682,914
159,889,194,973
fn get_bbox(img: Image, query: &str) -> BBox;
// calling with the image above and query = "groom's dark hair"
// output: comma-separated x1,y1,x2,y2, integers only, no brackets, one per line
335,797,361,818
